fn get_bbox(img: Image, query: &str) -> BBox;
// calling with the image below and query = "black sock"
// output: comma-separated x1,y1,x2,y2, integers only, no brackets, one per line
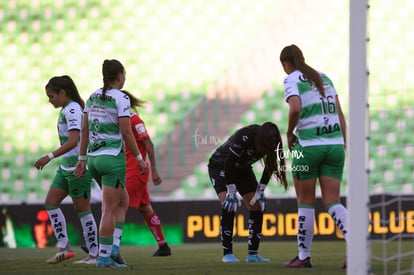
248,211,263,255
221,209,235,256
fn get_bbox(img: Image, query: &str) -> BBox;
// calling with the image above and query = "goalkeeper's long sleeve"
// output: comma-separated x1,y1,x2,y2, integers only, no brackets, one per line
258,168,272,186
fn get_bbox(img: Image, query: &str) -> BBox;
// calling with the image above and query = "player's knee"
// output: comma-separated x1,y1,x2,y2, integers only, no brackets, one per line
138,205,153,216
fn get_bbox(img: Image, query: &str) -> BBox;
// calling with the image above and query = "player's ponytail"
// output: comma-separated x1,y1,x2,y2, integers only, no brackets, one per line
101,59,124,100
121,90,146,113
257,122,288,190
280,44,325,98
62,75,85,109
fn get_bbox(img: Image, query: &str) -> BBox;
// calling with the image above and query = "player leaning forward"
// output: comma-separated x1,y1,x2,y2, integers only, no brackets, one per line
208,121,288,263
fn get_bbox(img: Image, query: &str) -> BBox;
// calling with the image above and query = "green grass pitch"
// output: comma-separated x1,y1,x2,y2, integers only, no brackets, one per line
0,241,411,274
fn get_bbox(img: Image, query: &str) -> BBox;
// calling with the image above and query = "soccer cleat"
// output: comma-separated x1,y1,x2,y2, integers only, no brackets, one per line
46,250,75,264
111,245,127,265
96,256,127,268
152,244,172,257
73,256,97,265
245,254,270,263
222,253,240,263
284,256,312,268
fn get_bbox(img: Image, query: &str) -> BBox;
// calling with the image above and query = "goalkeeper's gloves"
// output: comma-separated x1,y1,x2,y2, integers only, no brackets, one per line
223,184,241,213
250,183,267,212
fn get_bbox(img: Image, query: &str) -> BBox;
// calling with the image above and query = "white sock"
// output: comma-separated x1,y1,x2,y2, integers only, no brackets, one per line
297,207,314,260
47,207,69,250
78,211,99,257
99,243,112,257
113,225,123,247
327,203,348,241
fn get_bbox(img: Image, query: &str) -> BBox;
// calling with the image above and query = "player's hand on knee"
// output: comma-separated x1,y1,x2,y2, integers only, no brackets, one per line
223,184,240,213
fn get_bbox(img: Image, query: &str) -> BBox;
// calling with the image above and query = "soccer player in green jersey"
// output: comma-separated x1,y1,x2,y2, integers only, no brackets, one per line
34,75,99,265
280,45,348,269
74,59,147,268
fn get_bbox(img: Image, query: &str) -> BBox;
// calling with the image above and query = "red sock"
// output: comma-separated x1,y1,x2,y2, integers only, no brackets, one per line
145,212,166,246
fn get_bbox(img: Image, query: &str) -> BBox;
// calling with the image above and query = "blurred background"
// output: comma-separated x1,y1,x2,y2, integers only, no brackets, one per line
0,0,413,203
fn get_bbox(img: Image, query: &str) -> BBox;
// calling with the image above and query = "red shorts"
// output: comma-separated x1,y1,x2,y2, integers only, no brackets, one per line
126,167,150,208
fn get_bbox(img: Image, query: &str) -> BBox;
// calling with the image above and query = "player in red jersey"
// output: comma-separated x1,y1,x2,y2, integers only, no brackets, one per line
123,90,171,256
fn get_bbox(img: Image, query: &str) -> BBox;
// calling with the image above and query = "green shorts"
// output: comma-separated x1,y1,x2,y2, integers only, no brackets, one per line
291,144,345,180
87,153,126,188
51,167,93,199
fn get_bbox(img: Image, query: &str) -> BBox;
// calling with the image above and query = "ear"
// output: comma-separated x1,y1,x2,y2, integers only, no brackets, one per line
282,62,293,74
116,72,124,83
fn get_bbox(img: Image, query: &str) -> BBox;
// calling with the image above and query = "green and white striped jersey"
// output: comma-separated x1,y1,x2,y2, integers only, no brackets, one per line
85,88,130,156
283,70,344,147
57,101,82,171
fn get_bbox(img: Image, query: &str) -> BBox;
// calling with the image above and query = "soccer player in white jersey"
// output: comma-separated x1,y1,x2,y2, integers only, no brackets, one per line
34,75,99,265
80,90,171,258
279,45,348,269
74,59,147,268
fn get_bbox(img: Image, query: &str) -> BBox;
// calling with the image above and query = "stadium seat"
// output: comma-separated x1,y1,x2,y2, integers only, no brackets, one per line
178,162,213,198
2,0,414,200
181,179,205,198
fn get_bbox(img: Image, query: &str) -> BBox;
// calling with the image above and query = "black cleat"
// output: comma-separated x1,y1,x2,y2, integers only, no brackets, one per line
152,244,172,257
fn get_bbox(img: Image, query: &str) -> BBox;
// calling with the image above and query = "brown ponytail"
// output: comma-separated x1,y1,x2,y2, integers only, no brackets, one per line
101,59,124,100
280,44,325,98
121,90,146,112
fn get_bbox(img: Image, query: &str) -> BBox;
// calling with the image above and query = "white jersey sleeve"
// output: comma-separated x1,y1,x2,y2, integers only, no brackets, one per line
58,101,83,170
116,93,131,118
64,102,82,131
283,70,301,102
